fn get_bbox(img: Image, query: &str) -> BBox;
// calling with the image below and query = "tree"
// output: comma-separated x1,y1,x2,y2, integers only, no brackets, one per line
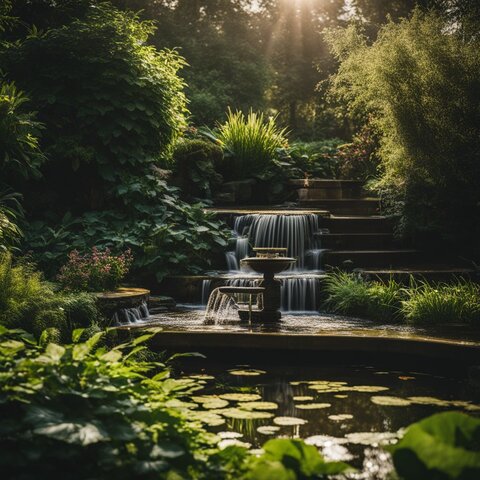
326,11,480,257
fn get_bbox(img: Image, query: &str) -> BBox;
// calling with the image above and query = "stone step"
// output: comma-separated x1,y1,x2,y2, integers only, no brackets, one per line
323,250,424,269
299,198,380,215
316,233,395,250
322,216,393,234
290,179,365,199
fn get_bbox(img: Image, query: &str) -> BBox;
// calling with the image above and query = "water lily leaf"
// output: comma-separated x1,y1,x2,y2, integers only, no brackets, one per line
387,412,480,480
191,411,225,426
305,435,349,447
273,416,308,426
219,439,251,449
335,395,348,399
293,396,314,402
328,414,353,421
164,399,197,409
229,369,266,376
349,386,389,393
188,374,215,380
240,401,278,411
295,403,331,410
218,408,274,420
371,396,412,406
408,396,451,407
34,422,107,446
220,393,262,402
218,431,243,439
257,426,281,435
345,432,399,446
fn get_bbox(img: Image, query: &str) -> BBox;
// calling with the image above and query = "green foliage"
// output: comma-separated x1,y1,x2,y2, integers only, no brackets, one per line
402,280,480,325
287,139,345,179
1,2,187,211
388,411,480,480
242,439,352,479
0,191,23,252
323,272,480,325
172,138,223,199
24,175,229,281
323,271,403,322
326,12,480,257
216,109,288,180
0,81,45,180
0,327,223,479
59,292,102,328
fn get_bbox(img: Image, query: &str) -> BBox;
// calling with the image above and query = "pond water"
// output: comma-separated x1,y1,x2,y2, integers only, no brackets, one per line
179,362,480,479
145,307,480,345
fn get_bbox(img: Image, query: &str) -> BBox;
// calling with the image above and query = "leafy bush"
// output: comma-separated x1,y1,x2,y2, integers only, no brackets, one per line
402,280,480,325
0,81,45,181
216,109,288,180
1,3,187,211
388,411,480,480
59,292,102,328
58,247,133,292
326,12,480,258
336,124,380,181
172,139,223,199
242,439,351,479
25,175,229,281
323,271,403,322
287,139,345,179
0,191,23,252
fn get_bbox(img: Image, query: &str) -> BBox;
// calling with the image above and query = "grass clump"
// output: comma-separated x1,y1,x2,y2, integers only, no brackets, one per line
323,271,403,322
402,280,480,325
323,271,480,326
217,108,288,180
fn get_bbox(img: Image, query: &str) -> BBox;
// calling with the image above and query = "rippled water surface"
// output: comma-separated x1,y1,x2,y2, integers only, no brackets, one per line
178,361,480,479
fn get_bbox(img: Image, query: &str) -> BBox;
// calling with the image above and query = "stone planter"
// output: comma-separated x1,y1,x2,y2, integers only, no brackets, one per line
95,287,150,320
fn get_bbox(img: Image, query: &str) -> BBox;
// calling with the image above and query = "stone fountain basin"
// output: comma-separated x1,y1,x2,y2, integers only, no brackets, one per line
241,257,296,275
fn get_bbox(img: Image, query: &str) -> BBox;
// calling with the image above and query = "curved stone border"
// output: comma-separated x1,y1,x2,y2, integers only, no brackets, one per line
96,288,150,318
142,331,480,364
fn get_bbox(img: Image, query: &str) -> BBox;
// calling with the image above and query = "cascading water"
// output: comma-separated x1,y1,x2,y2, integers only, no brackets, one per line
112,301,150,325
204,213,327,313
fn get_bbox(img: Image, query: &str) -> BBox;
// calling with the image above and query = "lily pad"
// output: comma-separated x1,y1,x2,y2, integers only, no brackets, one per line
293,396,314,402
218,408,274,420
273,416,307,426
334,395,348,399
349,385,389,393
345,431,399,446
240,401,278,411
220,393,262,402
408,396,450,407
371,396,412,406
228,369,266,376
257,425,281,435
295,403,331,410
217,431,243,439
328,414,353,421
219,439,251,449
192,411,225,426
188,374,215,380
165,399,197,409
305,435,348,447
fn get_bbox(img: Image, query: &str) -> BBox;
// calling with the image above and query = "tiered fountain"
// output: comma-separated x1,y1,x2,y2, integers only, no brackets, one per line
203,212,327,315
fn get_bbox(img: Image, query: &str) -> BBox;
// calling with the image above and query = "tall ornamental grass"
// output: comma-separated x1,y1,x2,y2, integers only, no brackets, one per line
216,108,288,179
402,280,480,325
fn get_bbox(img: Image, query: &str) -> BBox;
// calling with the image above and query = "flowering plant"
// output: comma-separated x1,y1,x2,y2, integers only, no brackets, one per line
58,247,133,292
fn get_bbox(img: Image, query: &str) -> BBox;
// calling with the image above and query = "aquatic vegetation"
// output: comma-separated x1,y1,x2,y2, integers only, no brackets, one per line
388,412,480,480
295,403,331,410
229,368,267,376
328,414,354,421
371,396,413,407
273,416,308,426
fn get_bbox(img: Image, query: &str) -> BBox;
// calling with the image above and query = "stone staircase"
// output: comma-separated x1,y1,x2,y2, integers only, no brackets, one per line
291,179,474,281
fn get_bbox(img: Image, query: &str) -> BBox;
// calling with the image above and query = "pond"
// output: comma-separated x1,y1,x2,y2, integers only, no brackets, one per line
179,361,480,479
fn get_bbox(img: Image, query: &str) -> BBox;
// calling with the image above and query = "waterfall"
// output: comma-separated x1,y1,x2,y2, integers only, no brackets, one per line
232,214,320,269
201,279,212,305
306,249,329,271
281,277,320,312
204,287,239,324
225,251,239,271
112,301,150,325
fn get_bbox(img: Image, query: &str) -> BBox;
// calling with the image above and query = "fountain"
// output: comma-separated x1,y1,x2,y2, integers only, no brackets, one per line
202,212,327,312
238,248,296,322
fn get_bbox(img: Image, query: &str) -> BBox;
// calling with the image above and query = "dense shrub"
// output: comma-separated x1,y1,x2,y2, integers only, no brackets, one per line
25,175,229,281
402,280,480,325
0,3,187,211
0,191,22,252
0,81,45,182
326,12,480,258
58,247,133,292
0,252,104,338
216,109,288,180
172,139,223,199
